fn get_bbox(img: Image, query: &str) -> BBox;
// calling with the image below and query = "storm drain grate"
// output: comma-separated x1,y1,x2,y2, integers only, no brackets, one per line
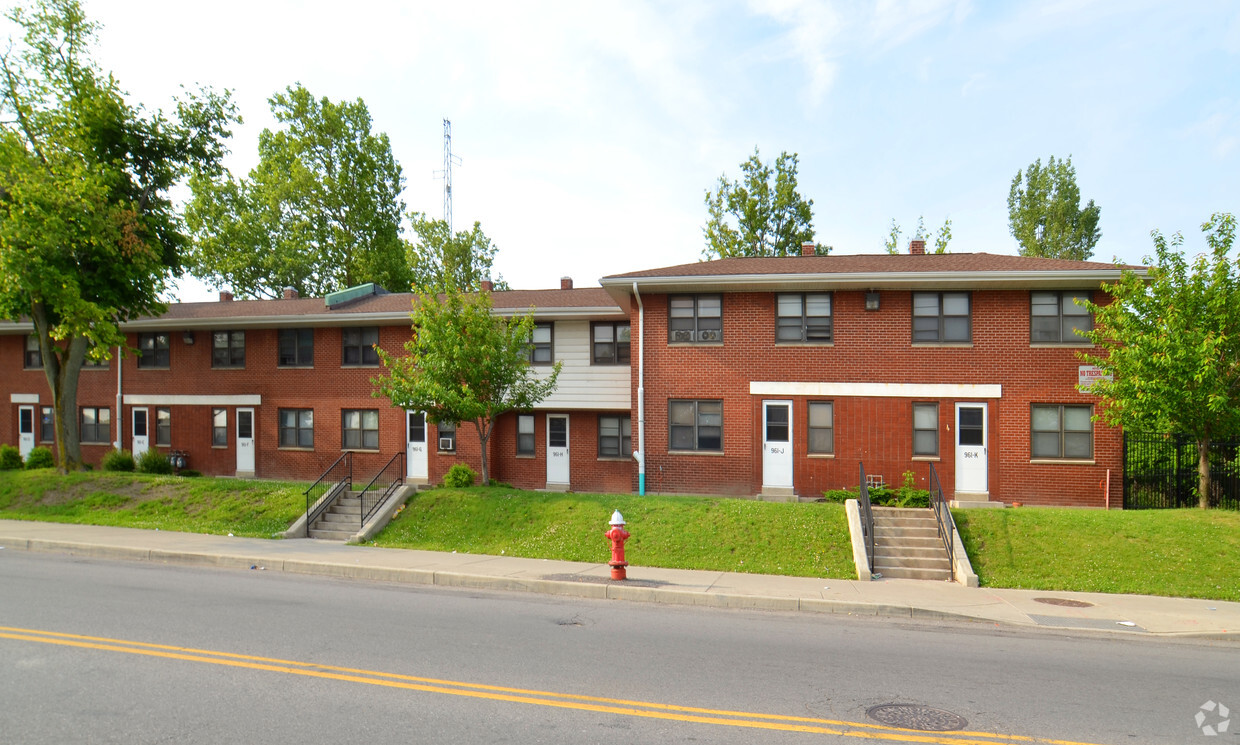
867,704,968,731
1033,597,1094,608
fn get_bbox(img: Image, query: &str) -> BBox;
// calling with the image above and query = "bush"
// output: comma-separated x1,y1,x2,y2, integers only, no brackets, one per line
178,469,202,478
101,449,135,472
443,463,477,488
0,444,23,470
136,449,173,475
23,446,54,469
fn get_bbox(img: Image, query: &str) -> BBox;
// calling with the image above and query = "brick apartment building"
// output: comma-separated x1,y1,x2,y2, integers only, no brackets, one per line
1,242,1138,507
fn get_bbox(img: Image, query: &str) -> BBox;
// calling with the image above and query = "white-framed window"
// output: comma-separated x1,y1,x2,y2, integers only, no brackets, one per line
669,399,722,452
912,292,970,343
529,323,553,365
516,414,535,455
437,421,457,452
807,401,834,454
211,408,227,446
598,414,632,458
1031,291,1092,343
912,402,939,456
669,295,722,343
279,408,314,448
1032,404,1093,459
591,322,630,364
155,407,171,447
777,293,832,343
24,334,41,368
342,409,379,450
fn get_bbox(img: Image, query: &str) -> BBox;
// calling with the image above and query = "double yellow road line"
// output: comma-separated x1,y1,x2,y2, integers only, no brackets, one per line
0,625,1106,744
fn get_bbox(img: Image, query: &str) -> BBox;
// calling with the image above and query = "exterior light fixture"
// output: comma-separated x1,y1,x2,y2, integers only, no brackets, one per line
865,291,880,311
183,330,195,345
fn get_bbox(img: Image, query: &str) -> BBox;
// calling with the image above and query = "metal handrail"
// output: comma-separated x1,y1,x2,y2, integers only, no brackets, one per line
356,451,405,528
928,462,955,572
304,452,351,537
858,463,875,573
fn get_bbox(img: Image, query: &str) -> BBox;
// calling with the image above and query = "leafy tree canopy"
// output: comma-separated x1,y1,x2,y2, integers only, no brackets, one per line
0,0,236,470
186,84,410,298
884,216,952,254
1008,155,1101,260
703,147,819,259
1082,213,1240,507
374,286,560,484
407,213,508,293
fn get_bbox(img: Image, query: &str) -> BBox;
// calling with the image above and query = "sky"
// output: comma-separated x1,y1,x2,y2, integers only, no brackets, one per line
40,1,1240,298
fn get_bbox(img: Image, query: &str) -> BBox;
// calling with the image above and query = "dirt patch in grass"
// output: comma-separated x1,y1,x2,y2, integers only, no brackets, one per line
30,478,184,508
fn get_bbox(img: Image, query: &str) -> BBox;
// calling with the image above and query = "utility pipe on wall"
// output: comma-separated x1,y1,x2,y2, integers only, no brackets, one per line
114,345,123,450
632,282,646,495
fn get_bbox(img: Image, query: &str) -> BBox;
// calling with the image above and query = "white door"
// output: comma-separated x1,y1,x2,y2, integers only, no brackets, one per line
955,403,987,494
547,414,569,485
17,405,35,459
762,400,793,489
236,407,255,475
131,407,149,459
406,411,428,481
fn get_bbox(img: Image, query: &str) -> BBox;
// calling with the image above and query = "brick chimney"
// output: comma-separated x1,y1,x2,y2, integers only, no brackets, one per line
480,279,493,292
801,242,816,257
219,291,234,302
282,287,298,300
561,276,573,290
909,239,926,255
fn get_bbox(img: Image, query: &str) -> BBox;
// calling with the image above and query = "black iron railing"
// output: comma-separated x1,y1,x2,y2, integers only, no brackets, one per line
858,463,874,574
1124,432,1240,510
928,461,955,572
356,451,405,528
304,452,351,537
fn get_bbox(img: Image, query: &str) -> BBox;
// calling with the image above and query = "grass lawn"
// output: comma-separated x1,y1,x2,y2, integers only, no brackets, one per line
954,507,1240,602
373,486,857,579
0,469,305,538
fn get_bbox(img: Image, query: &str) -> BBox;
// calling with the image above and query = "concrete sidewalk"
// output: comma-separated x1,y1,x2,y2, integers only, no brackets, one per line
1,519,1235,639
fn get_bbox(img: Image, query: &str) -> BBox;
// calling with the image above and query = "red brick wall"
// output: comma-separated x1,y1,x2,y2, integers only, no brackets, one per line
632,288,1118,506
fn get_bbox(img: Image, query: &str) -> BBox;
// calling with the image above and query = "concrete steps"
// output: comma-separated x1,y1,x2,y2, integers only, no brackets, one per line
308,493,362,541
870,506,952,581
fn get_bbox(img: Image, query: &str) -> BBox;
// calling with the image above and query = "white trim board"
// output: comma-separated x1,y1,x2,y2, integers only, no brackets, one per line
122,394,262,406
749,382,1002,398
10,393,40,404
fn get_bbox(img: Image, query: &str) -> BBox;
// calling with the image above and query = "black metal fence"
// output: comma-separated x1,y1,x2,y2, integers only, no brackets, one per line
1124,433,1240,510
858,463,874,573
928,462,955,570
357,451,405,528
304,452,351,536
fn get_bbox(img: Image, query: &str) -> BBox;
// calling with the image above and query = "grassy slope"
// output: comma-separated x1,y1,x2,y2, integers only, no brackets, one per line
0,469,305,538
954,507,1240,602
374,487,856,578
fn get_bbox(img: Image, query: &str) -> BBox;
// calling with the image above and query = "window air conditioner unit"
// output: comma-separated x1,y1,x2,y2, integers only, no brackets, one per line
439,437,454,451
671,330,693,342
697,329,720,341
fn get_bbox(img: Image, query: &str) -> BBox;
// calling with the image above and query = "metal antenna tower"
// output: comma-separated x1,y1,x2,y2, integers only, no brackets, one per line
435,118,462,232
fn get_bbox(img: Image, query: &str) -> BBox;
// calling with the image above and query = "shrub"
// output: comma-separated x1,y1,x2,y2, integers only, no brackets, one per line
101,449,135,472
24,446,54,469
0,444,22,470
178,469,202,478
443,463,477,488
136,449,173,475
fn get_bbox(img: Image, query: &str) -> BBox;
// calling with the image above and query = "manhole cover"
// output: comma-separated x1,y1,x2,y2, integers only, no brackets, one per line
866,704,968,731
1033,597,1094,608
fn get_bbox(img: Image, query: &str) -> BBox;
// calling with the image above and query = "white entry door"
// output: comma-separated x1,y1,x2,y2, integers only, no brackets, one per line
236,407,255,475
131,407,149,459
762,400,793,489
17,405,35,459
406,411,428,482
546,414,569,485
955,403,987,494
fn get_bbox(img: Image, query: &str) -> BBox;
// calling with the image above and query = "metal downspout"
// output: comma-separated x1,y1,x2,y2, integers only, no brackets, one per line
114,345,122,450
632,282,646,495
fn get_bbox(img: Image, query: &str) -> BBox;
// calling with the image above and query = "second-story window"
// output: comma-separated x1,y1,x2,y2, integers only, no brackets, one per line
912,292,970,343
529,323,553,365
669,294,722,343
592,322,630,364
279,328,314,367
212,331,245,368
342,327,379,366
24,334,41,368
1031,291,1092,343
776,293,832,343
138,333,170,368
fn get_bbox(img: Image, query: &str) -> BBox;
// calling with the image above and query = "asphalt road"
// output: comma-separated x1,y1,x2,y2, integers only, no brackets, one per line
1,552,1236,744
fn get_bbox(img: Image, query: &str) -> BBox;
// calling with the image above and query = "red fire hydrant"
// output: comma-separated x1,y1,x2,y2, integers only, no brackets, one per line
604,510,630,580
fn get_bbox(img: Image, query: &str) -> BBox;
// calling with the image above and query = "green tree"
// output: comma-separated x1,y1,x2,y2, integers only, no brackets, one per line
884,216,952,254
374,286,560,485
1008,155,1101,260
1081,213,1240,508
186,84,409,298
703,147,818,259
0,0,236,472
407,213,508,292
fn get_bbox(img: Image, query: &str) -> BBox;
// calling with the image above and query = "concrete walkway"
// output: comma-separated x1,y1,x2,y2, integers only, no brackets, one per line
1,519,1236,639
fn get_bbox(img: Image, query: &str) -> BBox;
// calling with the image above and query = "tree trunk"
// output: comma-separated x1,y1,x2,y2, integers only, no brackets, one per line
1197,437,1212,509
472,418,490,486
31,301,88,473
